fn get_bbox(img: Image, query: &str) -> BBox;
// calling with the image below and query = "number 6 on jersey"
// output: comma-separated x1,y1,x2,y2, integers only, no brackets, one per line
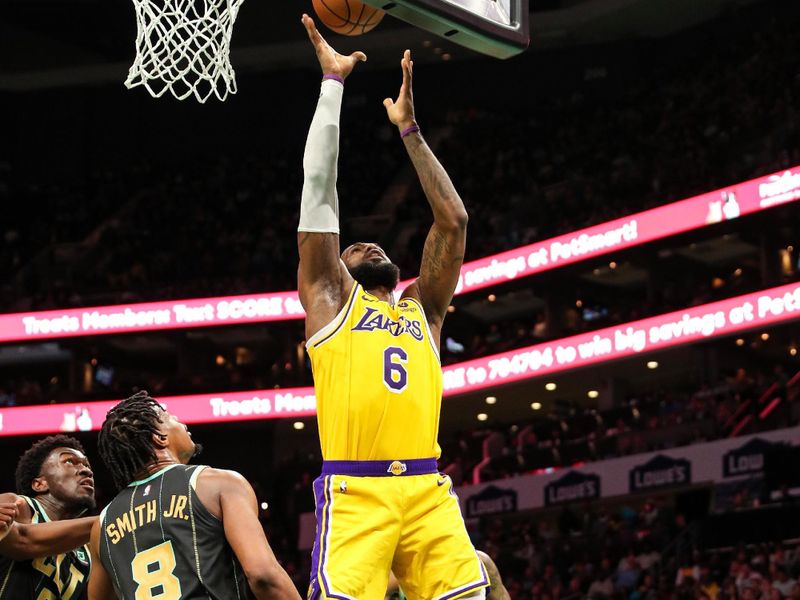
383,347,408,393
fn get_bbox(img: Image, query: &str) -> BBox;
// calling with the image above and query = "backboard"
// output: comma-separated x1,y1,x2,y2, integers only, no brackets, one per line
363,0,530,59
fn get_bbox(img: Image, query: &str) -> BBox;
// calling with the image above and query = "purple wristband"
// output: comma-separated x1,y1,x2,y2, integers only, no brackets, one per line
400,124,420,139
322,73,344,85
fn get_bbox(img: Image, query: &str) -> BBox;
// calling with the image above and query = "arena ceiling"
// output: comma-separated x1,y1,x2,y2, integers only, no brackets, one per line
0,0,758,91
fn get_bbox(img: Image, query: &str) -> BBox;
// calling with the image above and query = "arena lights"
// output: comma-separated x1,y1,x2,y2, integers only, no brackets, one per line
531,402,542,410
1,165,799,344
477,413,488,422
587,390,600,399
439,281,800,396
0,388,317,437
647,361,659,369
4,282,800,437
545,383,557,391
485,396,497,405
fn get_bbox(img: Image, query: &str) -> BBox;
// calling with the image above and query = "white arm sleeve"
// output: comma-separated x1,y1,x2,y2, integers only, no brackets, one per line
298,78,344,234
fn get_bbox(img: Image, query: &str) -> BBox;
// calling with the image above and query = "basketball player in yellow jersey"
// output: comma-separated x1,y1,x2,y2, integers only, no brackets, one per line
386,552,511,600
298,13,487,600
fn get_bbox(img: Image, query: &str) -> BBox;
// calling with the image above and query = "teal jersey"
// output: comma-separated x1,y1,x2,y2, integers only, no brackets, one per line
98,464,251,600
0,496,91,599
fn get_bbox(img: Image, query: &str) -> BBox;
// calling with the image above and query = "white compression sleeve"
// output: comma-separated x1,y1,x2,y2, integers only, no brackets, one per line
298,78,344,234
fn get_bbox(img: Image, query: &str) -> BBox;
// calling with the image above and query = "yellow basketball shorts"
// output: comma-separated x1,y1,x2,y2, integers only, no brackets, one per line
308,458,488,600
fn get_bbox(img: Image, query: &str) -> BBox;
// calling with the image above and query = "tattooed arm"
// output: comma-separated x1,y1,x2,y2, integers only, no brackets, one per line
384,50,468,346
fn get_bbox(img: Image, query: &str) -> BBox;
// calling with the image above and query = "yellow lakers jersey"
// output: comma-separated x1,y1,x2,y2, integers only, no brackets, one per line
306,282,443,461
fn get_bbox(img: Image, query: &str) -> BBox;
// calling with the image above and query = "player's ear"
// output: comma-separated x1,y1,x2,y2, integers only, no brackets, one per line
31,475,49,494
152,432,169,449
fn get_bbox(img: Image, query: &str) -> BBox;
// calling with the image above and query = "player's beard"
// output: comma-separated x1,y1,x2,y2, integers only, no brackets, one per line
348,261,400,291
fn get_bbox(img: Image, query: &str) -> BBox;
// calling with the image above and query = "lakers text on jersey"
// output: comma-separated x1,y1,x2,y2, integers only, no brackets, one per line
305,283,488,600
306,283,443,461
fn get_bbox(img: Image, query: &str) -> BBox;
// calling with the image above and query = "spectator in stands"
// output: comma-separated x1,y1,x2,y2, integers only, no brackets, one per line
587,558,615,599
719,577,739,600
637,542,661,571
736,564,764,595
698,563,721,600
615,550,641,592
631,573,657,600
773,567,797,598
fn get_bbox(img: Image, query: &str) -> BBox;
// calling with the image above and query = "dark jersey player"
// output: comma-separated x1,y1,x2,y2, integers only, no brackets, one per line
88,391,300,600
0,435,97,600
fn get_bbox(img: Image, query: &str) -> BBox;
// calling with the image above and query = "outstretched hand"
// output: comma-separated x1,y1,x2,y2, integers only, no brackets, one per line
302,14,366,80
383,49,416,131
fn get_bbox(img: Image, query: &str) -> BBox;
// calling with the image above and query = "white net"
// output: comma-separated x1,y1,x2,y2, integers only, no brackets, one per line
125,0,245,103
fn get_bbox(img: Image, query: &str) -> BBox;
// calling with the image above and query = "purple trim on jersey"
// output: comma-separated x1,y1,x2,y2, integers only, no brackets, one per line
322,458,438,477
311,284,359,348
310,476,352,600
436,557,490,600
308,475,326,599
400,296,441,361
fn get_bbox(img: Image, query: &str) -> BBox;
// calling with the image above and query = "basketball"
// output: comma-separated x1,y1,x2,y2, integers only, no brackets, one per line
311,0,385,36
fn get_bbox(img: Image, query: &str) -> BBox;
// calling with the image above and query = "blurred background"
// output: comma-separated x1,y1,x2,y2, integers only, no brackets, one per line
1,0,800,596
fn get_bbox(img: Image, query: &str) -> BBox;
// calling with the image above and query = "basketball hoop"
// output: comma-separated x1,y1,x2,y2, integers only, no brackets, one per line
125,0,244,103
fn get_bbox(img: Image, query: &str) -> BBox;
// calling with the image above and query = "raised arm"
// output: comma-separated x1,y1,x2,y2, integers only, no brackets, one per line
384,50,468,339
297,14,365,339
205,469,300,600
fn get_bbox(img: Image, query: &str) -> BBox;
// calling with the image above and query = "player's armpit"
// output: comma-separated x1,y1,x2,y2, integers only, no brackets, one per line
218,471,301,600
88,519,118,600
0,516,96,561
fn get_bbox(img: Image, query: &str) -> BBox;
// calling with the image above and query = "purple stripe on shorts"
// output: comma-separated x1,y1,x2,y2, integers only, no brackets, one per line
316,476,351,600
308,476,326,599
437,556,490,600
322,458,438,477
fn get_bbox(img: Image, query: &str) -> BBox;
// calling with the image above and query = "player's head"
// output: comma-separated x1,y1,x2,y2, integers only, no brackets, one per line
98,390,201,489
15,435,96,511
341,242,400,291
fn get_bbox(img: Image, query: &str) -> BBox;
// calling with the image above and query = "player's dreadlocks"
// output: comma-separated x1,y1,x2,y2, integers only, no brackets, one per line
98,390,164,489
15,435,86,496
